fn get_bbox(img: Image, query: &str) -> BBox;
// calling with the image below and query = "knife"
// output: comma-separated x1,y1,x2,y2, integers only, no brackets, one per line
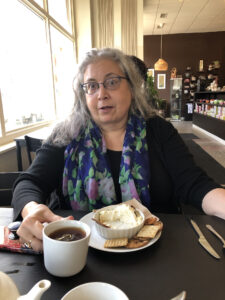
189,219,220,259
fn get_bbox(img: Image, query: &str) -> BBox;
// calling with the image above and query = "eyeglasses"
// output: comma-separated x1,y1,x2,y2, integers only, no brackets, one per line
81,76,128,95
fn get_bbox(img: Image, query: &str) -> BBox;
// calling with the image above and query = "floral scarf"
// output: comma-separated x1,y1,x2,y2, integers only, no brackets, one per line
62,114,150,211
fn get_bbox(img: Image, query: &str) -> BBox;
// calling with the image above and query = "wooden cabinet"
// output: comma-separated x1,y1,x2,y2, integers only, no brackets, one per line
193,91,225,140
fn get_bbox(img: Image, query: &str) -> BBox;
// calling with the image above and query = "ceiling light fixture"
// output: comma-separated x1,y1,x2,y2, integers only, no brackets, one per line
157,23,165,29
154,24,168,71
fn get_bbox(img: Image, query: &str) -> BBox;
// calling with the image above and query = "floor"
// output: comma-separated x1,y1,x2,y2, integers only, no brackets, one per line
171,121,225,168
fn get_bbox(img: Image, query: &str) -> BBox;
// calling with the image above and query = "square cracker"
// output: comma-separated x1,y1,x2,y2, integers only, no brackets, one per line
104,238,128,248
126,238,149,249
136,224,161,239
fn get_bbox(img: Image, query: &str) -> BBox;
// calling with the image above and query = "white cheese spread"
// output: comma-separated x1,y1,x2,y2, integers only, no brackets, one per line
98,204,143,229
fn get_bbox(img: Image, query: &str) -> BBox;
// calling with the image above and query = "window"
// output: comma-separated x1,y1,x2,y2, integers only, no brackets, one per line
0,0,76,145
48,0,72,33
50,25,76,119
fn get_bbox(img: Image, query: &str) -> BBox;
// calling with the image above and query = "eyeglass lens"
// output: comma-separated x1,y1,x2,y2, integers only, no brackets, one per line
82,77,126,95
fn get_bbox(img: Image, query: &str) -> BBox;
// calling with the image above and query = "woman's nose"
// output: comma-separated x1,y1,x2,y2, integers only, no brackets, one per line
97,83,108,100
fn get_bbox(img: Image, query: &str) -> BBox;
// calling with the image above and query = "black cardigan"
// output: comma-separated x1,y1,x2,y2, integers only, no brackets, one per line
12,116,220,219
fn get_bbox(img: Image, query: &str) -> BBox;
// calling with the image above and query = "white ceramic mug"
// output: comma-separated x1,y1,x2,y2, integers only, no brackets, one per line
61,282,129,300
43,219,90,277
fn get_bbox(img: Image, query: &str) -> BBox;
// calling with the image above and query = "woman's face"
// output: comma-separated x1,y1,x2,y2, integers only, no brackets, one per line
83,59,132,130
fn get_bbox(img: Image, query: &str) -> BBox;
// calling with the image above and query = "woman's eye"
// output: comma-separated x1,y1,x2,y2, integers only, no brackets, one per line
88,82,98,90
107,78,118,87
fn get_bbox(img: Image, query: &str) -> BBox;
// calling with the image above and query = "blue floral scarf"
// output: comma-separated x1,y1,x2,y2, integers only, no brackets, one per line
62,114,150,211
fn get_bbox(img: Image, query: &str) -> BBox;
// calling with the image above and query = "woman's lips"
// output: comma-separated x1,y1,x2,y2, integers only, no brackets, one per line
98,105,113,112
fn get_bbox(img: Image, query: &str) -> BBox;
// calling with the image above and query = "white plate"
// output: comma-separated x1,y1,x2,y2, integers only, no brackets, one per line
80,212,161,253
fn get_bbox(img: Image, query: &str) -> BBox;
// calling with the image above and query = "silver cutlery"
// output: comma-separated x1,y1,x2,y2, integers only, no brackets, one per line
189,219,220,259
206,224,225,250
170,291,186,300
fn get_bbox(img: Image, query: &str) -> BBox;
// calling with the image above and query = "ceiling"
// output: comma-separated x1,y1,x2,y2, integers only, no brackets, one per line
143,0,225,35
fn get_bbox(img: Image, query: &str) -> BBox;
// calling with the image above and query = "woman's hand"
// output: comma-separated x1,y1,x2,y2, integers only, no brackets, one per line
202,188,225,220
17,201,74,252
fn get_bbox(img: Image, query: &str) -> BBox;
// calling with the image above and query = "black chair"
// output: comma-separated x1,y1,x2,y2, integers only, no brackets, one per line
24,135,43,165
14,138,26,171
0,172,21,206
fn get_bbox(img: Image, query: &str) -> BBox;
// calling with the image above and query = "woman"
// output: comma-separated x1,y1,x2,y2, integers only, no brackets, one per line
12,48,225,252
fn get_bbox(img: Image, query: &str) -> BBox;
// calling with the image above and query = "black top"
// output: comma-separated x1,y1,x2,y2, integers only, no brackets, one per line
106,149,122,203
12,116,220,220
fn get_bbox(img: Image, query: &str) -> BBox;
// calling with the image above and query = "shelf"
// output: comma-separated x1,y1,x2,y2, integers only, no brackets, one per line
195,91,225,95
193,113,225,140
193,111,225,120
194,91,225,121
196,102,225,107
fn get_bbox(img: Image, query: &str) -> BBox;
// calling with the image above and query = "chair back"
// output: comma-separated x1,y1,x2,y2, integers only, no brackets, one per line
0,172,21,206
24,135,43,165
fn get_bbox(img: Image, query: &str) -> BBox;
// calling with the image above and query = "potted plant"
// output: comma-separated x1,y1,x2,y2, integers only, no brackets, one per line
146,75,166,116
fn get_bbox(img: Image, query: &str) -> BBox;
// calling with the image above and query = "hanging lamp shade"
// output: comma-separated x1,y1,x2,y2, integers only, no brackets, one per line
154,29,168,71
154,58,168,71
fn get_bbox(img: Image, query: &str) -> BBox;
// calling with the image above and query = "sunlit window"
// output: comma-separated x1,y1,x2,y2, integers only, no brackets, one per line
0,1,55,132
0,0,76,145
48,0,72,33
50,26,76,119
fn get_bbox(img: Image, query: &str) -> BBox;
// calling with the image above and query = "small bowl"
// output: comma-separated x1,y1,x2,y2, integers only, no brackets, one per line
61,282,129,300
93,204,145,239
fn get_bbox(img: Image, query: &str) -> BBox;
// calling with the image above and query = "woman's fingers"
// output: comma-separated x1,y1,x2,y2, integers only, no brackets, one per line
17,216,45,241
17,203,75,252
19,235,43,252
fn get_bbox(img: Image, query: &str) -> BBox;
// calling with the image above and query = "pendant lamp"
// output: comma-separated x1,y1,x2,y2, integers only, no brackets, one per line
154,29,168,71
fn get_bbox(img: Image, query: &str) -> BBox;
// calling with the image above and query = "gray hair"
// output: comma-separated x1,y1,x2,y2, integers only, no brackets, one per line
45,48,155,146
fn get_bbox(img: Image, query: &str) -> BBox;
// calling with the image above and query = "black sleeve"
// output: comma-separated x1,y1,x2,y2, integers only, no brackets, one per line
12,144,66,220
148,116,221,210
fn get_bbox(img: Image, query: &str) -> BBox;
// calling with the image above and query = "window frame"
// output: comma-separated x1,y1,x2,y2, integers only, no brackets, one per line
0,0,76,146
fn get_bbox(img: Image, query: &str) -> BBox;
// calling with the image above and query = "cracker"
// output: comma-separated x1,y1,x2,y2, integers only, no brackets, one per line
104,238,128,248
92,218,110,227
144,216,157,225
126,238,149,249
136,224,161,239
153,220,163,231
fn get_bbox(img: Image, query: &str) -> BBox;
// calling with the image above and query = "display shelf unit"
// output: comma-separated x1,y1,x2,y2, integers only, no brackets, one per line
170,78,182,121
193,91,225,140
182,68,197,121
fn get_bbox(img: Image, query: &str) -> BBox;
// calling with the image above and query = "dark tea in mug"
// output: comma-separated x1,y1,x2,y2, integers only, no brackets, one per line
48,227,86,242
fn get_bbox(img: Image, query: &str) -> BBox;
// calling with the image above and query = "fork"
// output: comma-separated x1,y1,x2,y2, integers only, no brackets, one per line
206,224,225,250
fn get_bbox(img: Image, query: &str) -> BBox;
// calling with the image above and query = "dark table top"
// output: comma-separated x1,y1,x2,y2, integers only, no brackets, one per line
1,210,225,300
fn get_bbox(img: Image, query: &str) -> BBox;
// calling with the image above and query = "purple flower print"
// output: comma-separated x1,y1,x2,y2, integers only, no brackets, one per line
85,139,93,147
86,178,98,200
130,131,135,138
123,145,131,152
62,178,68,195
121,180,139,201
128,180,139,199
124,155,130,165
71,200,81,211
98,177,115,200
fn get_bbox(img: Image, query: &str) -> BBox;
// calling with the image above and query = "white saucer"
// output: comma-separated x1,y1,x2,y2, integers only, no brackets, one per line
80,212,161,253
